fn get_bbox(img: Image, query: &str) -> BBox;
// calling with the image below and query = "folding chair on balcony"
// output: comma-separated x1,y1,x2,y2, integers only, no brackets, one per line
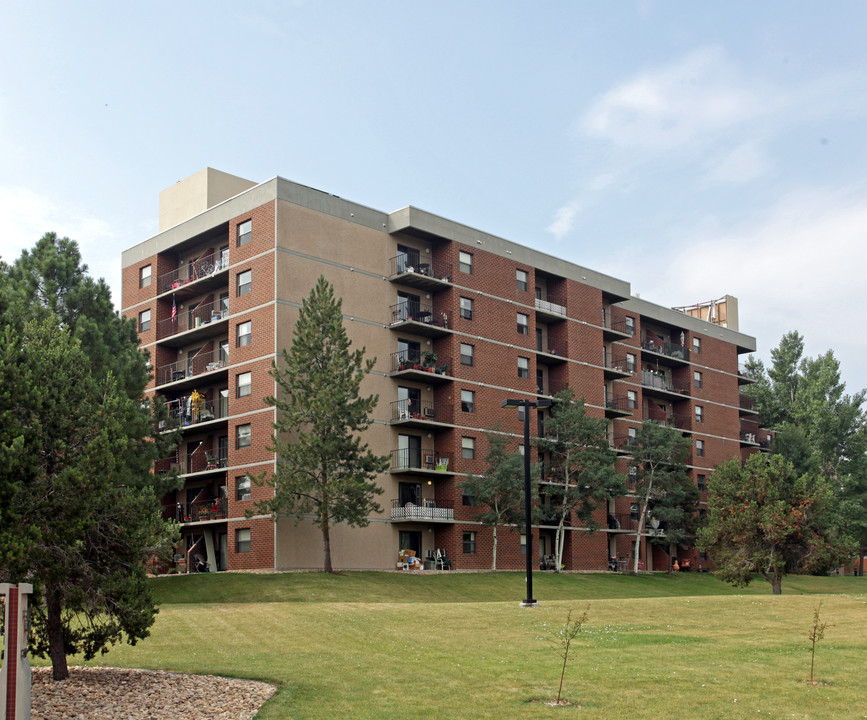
435,549,452,571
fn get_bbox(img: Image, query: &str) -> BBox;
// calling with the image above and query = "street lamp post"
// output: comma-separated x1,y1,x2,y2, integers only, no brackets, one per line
501,397,552,607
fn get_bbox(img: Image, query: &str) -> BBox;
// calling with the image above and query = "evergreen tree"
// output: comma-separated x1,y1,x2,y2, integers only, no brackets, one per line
460,431,531,570
0,235,178,681
256,276,388,573
534,389,625,572
698,454,853,594
627,421,696,574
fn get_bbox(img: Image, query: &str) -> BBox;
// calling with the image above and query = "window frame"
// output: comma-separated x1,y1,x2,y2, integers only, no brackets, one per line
696,439,704,457
458,251,473,274
138,308,151,332
694,370,702,388
517,312,529,335
517,356,530,378
695,405,703,423
237,320,252,347
516,269,528,291
460,343,474,366
236,528,251,553
625,316,635,335
461,436,476,460
236,423,252,449
693,337,702,354
237,219,252,247
237,371,252,398
139,264,152,288
462,531,476,554
460,389,475,413
459,296,474,320
237,269,252,297
236,475,251,501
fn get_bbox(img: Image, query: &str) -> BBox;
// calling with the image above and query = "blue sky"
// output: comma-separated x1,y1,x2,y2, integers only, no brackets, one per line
2,1,865,392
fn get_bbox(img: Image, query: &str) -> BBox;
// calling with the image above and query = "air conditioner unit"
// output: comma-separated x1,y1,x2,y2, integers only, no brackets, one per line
423,407,436,418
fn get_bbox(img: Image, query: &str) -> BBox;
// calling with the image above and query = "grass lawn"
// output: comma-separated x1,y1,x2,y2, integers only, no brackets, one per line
48,573,867,719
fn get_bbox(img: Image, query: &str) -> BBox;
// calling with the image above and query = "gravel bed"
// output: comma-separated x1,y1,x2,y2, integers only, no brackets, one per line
31,666,276,719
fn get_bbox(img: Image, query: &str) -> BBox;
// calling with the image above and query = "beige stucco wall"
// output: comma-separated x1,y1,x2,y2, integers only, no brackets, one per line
159,168,257,232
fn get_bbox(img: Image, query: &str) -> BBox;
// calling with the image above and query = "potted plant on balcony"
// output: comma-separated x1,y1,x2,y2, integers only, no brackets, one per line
422,351,437,369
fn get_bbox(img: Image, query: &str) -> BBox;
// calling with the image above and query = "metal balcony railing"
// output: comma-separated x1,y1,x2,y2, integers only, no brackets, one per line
390,399,444,422
642,337,690,362
158,249,229,293
156,348,227,386
168,398,223,426
157,298,228,340
605,352,633,373
390,499,454,521
534,294,567,317
390,448,452,472
605,396,633,413
538,336,567,357
390,350,450,375
739,393,756,411
389,255,452,281
604,318,634,336
389,300,448,329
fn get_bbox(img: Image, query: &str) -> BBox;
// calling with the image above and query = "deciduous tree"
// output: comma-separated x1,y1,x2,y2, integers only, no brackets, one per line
256,276,388,573
460,431,530,570
627,421,696,574
697,454,853,594
534,389,625,572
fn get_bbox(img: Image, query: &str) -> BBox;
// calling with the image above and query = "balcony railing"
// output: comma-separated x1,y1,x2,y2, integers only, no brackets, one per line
389,255,452,281
168,398,224,427
155,448,228,475
610,435,634,451
738,364,757,380
739,393,756,411
390,350,450,376
740,431,759,444
157,298,228,340
642,337,689,362
158,249,229,293
390,499,454,521
535,295,567,317
603,318,634,336
641,370,688,395
538,336,567,357
156,348,227,386
390,399,445,422
390,448,452,472
605,396,633,414
605,352,634,374
389,301,449,329
608,513,639,531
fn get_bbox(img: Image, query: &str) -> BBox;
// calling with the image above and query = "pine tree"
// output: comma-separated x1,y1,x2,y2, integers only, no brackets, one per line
256,276,388,573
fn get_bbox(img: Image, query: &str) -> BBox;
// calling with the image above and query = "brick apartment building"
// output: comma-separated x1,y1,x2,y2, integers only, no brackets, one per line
121,168,768,574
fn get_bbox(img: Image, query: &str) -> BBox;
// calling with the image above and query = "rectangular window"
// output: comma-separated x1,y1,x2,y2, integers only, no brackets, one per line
694,370,702,388
462,531,476,554
459,251,473,274
517,313,529,335
237,423,251,449
461,389,475,413
693,337,702,354
627,353,636,373
628,427,637,443
628,466,637,488
460,343,474,366
237,270,252,296
518,357,529,378
516,269,528,291
237,371,252,398
462,436,475,460
237,320,252,347
237,219,252,246
236,475,251,501
695,405,703,423
460,297,473,320
520,534,527,556
462,494,475,507
518,405,526,422
139,309,151,332
625,316,635,335
697,474,706,491
627,390,637,409
139,264,152,288
696,439,704,457
236,528,251,553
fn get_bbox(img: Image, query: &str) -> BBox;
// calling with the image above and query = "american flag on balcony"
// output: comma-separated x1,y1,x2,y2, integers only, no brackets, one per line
171,294,177,321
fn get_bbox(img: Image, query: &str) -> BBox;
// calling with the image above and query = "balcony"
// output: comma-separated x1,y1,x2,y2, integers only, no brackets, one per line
155,447,228,476
608,513,639,532
739,393,759,415
156,349,228,388
167,398,226,429
641,336,690,365
389,351,453,383
604,396,634,417
157,298,228,346
388,255,452,290
534,294,567,321
536,336,567,364
644,409,691,430
388,301,451,338
602,318,634,341
390,499,454,523
389,449,454,475
740,431,760,446
738,364,758,385
604,352,633,379
389,400,451,427
158,249,229,297
609,435,634,453
641,370,689,399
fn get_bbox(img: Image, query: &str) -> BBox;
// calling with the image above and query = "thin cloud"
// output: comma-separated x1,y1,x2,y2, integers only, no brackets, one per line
703,142,772,185
547,200,581,241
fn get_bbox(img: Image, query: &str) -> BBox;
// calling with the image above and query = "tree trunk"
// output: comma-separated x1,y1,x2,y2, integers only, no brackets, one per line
633,481,653,574
45,586,69,681
771,574,782,595
322,518,333,573
492,523,498,571
554,515,566,573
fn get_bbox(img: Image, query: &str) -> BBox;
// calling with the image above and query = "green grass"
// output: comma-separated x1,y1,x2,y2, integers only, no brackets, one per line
49,573,867,719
